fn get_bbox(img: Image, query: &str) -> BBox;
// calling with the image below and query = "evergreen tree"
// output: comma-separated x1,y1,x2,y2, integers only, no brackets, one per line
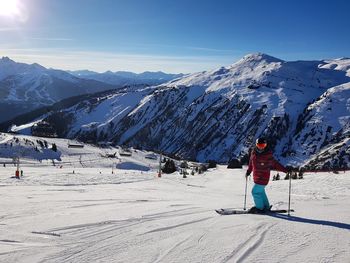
180,161,188,168
52,143,57,152
208,160,217,168
162,159,177,174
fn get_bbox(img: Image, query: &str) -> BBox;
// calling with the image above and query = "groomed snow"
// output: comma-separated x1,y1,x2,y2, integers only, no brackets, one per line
0,136,349,262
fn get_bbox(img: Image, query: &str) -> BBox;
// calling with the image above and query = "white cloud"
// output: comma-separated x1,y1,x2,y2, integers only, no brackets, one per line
26,37,75,41
0,26,21,31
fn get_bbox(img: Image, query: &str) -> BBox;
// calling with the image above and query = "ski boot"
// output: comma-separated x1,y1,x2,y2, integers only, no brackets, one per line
247,206,265,214
264,205,273,212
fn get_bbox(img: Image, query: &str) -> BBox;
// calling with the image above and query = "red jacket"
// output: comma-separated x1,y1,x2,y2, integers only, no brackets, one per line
247,148,287,185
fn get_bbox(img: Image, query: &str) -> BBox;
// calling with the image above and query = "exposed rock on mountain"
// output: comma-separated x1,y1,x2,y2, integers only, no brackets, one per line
4,53,350,169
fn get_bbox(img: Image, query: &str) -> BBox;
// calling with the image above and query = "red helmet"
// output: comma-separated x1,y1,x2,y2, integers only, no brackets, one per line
256,138,267,150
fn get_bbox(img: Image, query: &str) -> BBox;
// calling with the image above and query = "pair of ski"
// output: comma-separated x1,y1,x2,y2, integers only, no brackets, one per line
215,208,294,215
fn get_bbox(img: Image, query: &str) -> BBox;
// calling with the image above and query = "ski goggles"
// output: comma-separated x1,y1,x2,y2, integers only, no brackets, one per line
256,143,267,150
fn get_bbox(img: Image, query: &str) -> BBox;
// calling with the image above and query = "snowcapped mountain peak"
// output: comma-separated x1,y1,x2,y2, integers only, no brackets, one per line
320,57,350,77
0,56,47,78
168,53,285,92
0,56,45,72
239,52,284,64
0,56,20,68
30,62,46,71
334,57,350,61
1,56,13,63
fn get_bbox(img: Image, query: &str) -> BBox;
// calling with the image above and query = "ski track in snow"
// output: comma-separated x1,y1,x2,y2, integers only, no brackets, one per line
35,207,213,263
0,137,349,263
152,234,193,263
142,217,213,234
221,223,272,263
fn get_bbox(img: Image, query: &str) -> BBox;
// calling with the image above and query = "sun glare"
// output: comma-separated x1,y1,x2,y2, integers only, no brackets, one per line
0,0,20,17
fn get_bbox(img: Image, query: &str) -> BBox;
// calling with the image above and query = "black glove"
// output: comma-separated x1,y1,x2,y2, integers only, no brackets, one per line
245,171,251,177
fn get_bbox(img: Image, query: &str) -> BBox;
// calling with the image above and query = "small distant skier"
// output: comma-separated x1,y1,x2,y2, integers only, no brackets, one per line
276,172,280,180
245,138,289,213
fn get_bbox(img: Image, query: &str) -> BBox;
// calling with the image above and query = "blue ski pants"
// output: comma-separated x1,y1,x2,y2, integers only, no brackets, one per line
252,184,270,210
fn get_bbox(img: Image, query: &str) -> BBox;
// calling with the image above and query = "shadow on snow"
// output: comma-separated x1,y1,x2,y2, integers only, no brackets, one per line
269,213,350,231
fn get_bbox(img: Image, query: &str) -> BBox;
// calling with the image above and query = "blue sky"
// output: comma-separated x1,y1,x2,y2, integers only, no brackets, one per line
0,0,349,73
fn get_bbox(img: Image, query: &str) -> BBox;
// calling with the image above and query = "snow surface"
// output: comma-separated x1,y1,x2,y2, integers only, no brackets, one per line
67,87,154,137
321,58,350,77
0,134,349,262
10,119,45,135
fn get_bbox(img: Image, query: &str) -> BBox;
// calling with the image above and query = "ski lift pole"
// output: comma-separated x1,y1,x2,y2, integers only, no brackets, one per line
158,152,162,177
244,176,248,210
288,170,292,216
15,157,20,179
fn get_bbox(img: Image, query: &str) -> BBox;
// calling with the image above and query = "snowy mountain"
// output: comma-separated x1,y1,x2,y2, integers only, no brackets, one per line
5,53,350,169
0,57,118,122
68,69,184,86
291,82,350,170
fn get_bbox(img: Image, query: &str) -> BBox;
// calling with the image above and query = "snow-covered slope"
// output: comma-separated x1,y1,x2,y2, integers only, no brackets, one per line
0,132,61,161
0,57,118,122
0,143,349,263
6,53,350,169
319,57,350,77
291,83,350,170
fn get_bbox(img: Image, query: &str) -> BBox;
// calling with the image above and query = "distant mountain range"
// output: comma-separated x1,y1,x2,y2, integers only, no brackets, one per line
3,53,350,169
0,57,184,122
68,70,184,86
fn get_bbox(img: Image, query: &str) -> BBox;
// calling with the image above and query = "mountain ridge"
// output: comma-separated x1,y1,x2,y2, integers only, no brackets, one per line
68,69,185,86
3,53,350,169
0,56,183,122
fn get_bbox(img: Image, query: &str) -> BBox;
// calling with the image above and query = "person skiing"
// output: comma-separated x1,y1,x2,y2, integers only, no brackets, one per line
245,138,289,213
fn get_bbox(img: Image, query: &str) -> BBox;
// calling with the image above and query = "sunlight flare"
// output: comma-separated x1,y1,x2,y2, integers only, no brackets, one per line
0,0,20,17
0,0,28,22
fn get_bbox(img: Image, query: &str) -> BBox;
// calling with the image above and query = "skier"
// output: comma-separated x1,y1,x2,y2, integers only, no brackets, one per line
245,138,289,213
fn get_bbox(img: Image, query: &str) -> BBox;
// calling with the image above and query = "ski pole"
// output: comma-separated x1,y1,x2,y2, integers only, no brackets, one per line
244,176,248,210
288,170,292,216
